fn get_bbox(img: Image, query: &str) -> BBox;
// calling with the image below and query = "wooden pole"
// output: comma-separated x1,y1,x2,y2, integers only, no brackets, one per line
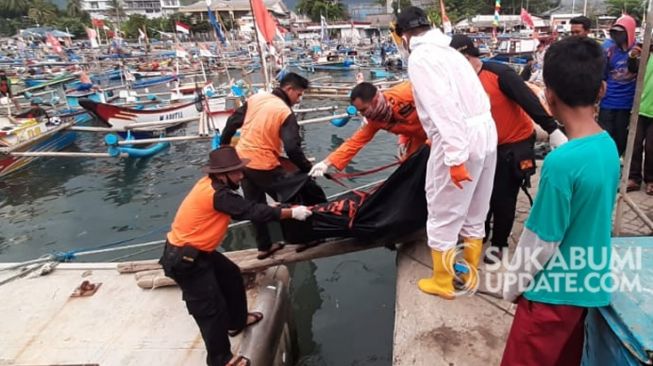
613,5,653,235
248,0,271,90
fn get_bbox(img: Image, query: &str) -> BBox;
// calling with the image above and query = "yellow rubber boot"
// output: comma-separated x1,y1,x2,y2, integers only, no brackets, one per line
460,237,483,289
417,249,455,300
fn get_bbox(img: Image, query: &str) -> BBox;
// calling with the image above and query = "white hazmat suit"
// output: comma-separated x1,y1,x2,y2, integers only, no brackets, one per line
407,29,498,252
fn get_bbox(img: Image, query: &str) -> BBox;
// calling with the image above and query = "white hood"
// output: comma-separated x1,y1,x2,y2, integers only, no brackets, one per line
409,28,451,50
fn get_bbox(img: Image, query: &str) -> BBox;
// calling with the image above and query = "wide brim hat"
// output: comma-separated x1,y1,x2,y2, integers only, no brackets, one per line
201,146,250,174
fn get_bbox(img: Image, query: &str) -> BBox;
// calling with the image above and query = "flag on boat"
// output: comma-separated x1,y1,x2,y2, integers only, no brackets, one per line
493,0,501,27
520,8,534,29
138,28,147,42
207,7,226,45
198,43,214,57
176,44,189,58
320,15,329,41
45,33,63,54
175,21,190,34
85,27,98,48
439,0,452,34
91,18,104,28
251,0,277,43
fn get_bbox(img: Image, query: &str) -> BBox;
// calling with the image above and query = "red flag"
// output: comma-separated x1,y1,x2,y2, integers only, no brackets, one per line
91,18,104,28
520,8,534,29
46,33,63,54
251,0,277,43
175,21,190,34
440,0,452,33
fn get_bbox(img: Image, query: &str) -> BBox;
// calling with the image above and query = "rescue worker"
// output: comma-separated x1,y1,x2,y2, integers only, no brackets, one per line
159,146,312,366
308,81,427,177
395,6,497,299
449,34,568,264
220,72,313,259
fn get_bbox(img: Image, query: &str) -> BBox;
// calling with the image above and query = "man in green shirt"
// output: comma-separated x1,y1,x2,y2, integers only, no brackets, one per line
501,37,621,366
628,48,653,194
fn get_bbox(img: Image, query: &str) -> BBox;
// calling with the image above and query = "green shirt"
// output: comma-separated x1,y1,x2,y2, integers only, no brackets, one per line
640,58,653,118
523,131,620,307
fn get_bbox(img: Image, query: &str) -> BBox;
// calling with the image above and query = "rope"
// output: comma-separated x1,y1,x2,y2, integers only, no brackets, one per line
325,160,400,189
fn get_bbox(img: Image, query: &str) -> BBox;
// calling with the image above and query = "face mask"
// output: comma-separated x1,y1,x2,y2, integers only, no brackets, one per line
612,32,628,46
226,176,240,190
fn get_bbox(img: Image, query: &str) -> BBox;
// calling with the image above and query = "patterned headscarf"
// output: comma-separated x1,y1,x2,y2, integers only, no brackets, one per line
362,91,393,122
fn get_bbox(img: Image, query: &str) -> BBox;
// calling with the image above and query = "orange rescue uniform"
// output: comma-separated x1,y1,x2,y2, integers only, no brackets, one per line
167,176,230,252
327,81,427,170
235,93,292,171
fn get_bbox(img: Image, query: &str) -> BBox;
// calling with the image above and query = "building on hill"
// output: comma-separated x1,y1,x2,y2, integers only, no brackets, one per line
178,0,290,24
82,0,180,19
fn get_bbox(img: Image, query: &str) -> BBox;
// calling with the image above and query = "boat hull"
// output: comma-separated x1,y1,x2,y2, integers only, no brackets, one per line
79,98,233,138
0,130,77,177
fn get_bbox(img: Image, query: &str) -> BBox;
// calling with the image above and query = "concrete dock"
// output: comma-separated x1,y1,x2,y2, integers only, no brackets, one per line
391,172,653,365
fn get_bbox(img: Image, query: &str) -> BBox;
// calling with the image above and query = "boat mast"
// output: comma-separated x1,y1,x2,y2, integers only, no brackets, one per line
248,0,271,91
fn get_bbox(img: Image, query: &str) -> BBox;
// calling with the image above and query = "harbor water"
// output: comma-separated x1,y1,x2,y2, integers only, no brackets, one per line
0,70,399,365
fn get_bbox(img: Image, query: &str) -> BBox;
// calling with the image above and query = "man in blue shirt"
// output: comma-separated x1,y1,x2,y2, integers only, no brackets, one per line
598,15,638,155
501,37,621,366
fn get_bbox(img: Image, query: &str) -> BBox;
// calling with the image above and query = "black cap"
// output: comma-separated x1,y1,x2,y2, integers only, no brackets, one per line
450,34,480,57
395,6,431,36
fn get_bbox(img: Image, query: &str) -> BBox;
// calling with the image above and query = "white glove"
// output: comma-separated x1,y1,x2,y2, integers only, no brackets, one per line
548,129,568,149
291,206,312,221
308,160,330,177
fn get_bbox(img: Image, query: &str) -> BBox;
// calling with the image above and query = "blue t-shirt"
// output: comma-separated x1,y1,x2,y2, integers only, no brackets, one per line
601,45,637,110
523,132,621,307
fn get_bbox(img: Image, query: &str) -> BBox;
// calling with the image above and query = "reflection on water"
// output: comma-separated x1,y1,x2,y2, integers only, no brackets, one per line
0,69,402,365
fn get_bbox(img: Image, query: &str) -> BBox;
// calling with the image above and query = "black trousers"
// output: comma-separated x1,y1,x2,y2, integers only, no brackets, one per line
485,140,533,249
629,115,653,184
598,108,631,156
161,243,247,366
241,166,289,251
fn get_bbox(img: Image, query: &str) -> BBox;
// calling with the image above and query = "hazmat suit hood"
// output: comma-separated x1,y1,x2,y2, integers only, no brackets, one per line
613,15,636,49
408,28,451,51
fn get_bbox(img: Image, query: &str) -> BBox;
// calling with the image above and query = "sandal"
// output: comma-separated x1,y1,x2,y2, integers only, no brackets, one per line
627,179,641,192
226,355,251,366
295,239,325,253
257,243,284,260
228,312,264,337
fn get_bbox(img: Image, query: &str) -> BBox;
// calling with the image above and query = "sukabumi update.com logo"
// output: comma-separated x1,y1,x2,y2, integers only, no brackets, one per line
483,246,648,296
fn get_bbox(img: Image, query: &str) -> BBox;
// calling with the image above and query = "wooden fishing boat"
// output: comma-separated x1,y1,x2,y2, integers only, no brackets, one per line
79,96,236,137
0,111,91,177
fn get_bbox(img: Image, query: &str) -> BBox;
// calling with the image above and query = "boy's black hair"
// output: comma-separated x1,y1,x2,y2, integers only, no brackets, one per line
280,72,310,90
543,36,605,107
350,82,378,103
570,16,591,31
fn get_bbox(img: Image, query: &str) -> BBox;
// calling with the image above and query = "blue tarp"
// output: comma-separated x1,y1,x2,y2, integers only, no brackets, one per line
583,237,653,365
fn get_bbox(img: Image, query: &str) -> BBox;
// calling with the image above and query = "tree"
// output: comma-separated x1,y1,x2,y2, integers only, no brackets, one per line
606,0,645,21
122,13,149,38
27,0,57,26
66,0,89,20
296,0,347,22
107,0,126,27
0,0,30,17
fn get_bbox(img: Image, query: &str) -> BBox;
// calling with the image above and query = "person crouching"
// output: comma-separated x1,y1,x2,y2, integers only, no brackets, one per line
159,146,312,366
